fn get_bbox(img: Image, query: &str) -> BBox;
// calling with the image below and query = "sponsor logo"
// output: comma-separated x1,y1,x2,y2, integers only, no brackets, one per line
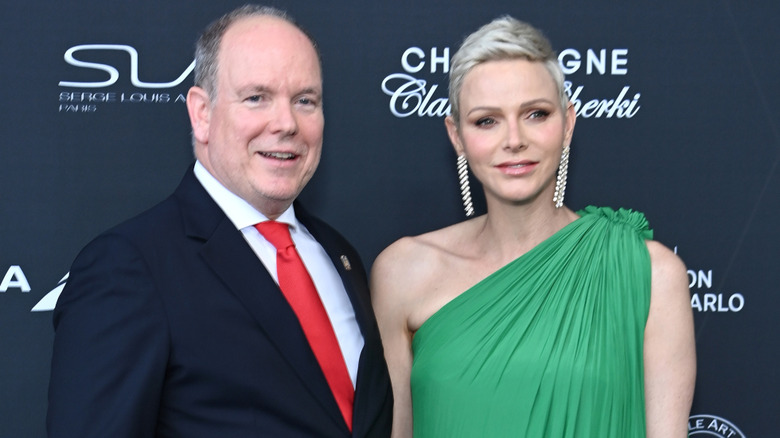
381,46,641,119
675,248,745,313
1,265,31,293
380,47,451,118
31,273,68,312
689,414,746,438
57,44,194,113
0,264,65,311
688,268,745,313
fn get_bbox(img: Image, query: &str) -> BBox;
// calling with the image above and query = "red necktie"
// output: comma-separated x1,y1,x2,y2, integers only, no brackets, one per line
255,221,354,431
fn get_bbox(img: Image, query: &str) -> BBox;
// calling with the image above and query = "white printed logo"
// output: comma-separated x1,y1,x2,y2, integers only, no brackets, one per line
59,44,194,88
57,44,193,113
688,414,746,438
31,273,68,312
380,46,642,119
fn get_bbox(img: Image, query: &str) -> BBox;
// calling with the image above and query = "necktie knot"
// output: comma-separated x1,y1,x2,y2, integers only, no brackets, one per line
255,221,294,251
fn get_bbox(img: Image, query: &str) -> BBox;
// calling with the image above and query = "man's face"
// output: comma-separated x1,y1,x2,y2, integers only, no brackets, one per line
190,16,324,218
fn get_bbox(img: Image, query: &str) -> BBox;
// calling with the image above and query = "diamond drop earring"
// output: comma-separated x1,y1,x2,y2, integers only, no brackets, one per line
457,154,475,217
553,145,570,208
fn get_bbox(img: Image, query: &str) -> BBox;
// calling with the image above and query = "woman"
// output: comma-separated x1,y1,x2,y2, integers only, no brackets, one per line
371,16,696,438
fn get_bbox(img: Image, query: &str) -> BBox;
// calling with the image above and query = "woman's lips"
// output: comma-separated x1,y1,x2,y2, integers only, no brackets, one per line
496,160,538,175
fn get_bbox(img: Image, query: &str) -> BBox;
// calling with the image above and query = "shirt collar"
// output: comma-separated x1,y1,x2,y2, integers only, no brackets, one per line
193,160,299,231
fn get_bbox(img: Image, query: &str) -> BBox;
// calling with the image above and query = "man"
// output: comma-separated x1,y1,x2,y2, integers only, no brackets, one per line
47,5,392,437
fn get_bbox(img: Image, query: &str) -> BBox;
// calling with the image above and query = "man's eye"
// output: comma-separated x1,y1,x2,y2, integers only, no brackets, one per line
246,95,262,103
297,96,318,106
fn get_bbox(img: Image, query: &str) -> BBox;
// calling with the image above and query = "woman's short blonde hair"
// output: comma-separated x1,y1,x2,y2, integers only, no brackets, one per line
448,16,568,123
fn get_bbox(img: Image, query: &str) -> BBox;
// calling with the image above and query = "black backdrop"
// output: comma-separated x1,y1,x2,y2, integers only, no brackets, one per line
2,1,777,437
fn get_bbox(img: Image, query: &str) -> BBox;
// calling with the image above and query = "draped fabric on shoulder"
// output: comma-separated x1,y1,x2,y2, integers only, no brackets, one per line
411,206,653,437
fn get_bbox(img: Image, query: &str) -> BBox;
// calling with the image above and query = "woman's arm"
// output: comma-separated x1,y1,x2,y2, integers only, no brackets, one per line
371,239,418,438
643,241,697,438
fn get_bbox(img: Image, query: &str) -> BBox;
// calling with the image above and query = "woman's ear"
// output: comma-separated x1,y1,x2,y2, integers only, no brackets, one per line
445,116,465,156
563,103,576,147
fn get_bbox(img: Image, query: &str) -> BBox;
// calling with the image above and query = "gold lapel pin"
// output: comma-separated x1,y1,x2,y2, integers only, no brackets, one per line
340,255,352,271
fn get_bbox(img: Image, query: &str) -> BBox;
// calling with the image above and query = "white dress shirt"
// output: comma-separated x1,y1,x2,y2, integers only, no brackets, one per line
194,161,364,387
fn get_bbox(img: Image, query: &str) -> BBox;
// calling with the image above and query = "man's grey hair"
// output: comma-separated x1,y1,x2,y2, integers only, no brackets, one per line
193,4,320,100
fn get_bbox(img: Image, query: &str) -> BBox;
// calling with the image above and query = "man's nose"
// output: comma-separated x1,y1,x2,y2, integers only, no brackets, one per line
269,101,298,136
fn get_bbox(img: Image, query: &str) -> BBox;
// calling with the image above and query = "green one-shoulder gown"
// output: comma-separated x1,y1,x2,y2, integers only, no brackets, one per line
411,206,653,437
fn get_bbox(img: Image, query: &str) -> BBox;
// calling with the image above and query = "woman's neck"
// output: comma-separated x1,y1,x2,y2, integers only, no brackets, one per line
474,198,579,263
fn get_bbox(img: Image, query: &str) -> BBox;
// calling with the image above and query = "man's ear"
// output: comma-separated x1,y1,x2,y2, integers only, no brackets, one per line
445,116,465,156
186,86,211,144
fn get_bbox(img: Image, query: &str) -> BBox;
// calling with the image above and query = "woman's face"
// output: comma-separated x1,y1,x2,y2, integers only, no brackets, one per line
446,59,575,209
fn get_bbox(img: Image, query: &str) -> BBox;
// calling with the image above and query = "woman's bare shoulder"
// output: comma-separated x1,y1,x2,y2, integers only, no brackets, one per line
376,221,472,270
644,240,692,331
645,240,688,294
371,221,476,299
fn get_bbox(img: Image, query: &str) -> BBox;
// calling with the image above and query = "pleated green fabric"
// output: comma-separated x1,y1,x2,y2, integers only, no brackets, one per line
411,206,653,437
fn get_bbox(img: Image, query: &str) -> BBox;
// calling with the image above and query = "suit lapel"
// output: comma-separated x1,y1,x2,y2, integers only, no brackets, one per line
174,167,347,433
294,203,372,335
295,203,393,436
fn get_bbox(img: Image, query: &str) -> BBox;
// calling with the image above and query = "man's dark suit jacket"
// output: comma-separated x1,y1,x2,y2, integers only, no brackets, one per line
48,165,392,438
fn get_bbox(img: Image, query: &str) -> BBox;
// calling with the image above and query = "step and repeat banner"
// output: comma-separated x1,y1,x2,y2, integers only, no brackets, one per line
2,1,777,437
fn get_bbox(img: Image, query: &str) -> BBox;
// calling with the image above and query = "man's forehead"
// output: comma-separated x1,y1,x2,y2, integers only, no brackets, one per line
218,17,319,69
222,15,312,52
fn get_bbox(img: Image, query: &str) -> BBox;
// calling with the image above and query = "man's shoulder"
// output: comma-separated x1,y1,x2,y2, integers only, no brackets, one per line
85,167,209,249
69,194,183,269
106,193,182,239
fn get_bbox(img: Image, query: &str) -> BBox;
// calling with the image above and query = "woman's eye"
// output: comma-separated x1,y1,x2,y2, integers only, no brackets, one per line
529,110,550,119
475,117,495,127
